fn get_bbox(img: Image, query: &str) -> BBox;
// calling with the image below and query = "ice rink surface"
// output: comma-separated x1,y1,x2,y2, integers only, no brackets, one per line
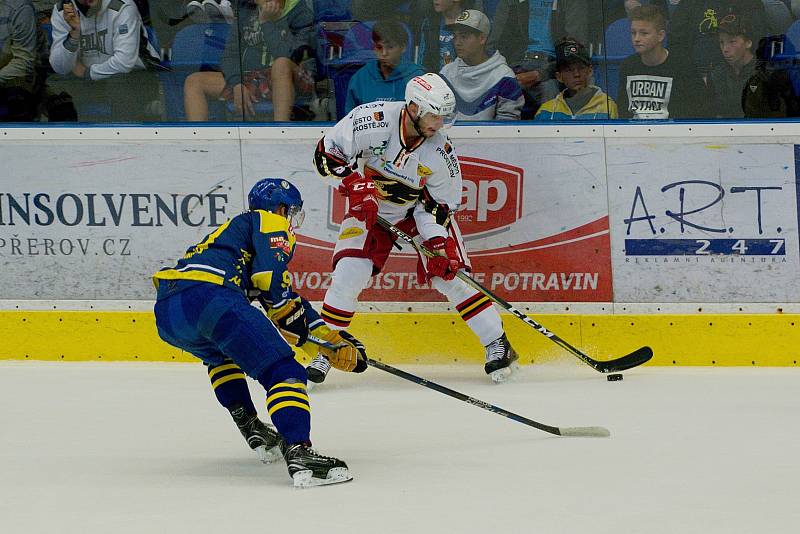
1,360,799,534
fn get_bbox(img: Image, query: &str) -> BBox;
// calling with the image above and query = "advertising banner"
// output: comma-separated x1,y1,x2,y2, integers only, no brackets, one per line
0,132,611,303
243,137,612,303
0,140,244,299
606,140,800,302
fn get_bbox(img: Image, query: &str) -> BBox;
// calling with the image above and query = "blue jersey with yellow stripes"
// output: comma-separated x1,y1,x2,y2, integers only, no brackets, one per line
153,210,298,306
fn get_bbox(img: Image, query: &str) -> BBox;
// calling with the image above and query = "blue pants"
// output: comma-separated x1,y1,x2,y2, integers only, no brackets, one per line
154,281,294,379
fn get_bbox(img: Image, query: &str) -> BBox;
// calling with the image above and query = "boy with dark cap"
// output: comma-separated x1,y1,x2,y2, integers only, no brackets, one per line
535,37,618,120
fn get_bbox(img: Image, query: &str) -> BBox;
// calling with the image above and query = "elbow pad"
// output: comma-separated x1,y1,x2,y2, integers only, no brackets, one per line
314,138,352,178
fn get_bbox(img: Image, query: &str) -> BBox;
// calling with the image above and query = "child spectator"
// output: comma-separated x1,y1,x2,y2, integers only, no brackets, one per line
344,19,423,114
439,9,524,120
669,0,768,81
535,37,619,120
617,5,706,119
183,0,315,122
708,14,758,118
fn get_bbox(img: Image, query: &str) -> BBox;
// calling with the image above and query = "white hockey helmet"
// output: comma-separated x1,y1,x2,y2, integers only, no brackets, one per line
404,73,457,128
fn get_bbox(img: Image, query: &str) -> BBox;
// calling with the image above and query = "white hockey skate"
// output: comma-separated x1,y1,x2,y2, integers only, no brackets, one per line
282,443,353,488
305,354,331,391
484,333,520,383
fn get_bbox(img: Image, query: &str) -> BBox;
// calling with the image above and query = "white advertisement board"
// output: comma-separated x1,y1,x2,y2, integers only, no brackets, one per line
606,140,800,302
4,126,799,305
0,138,244,299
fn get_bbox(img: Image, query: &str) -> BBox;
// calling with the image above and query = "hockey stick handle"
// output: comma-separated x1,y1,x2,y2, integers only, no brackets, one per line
305,335,609,438
374,216,652,373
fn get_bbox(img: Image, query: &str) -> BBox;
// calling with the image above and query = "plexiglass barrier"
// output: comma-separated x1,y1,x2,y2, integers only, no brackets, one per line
2,0,798,124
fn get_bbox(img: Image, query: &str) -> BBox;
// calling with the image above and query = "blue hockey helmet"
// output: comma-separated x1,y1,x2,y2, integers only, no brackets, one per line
247,178,305,228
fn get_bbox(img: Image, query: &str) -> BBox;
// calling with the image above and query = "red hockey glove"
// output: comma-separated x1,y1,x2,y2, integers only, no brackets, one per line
338,172,378,227
423,236,463,281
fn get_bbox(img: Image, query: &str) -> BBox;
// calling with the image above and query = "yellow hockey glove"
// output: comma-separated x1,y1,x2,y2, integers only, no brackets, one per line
306,325,368,373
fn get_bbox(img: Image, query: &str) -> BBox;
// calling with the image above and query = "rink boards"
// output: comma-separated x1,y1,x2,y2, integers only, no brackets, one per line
2,123,800,366
1,307,799,366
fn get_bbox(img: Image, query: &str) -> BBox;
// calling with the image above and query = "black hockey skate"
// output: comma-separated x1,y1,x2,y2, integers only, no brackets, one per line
282,442,352,488
484,333,520,383
305,354,331,390
230,405,283,464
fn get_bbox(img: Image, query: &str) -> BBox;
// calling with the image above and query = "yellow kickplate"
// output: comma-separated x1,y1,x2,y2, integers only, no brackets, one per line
1,311,798,366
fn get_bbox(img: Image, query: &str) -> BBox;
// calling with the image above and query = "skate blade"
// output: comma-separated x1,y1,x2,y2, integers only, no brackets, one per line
254,444,282,464
489,362,520,384
292,467,353,488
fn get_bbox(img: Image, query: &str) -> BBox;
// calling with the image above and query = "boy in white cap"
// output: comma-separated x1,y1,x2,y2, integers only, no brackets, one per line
439,9,524,121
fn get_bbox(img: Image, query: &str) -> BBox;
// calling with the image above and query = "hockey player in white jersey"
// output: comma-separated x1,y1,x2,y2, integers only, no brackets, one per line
309,73,520,385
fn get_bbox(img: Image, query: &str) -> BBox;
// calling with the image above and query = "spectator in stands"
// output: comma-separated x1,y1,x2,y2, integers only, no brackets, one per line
552,0,671,48
183,0,316,122
418,0,479,72
1,0,40,120
535,36,619,119
48,0,162,121
439,9,523,120
669,0,768,81
742,35,800,117
488,0,561,118
617,5,706,118
344,19,423,114
708,14,758,117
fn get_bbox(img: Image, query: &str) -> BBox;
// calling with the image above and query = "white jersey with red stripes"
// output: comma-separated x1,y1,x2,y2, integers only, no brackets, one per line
319,101,462,241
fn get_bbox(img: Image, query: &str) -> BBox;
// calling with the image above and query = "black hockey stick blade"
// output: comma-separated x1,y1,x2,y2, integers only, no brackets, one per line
374,215,653,375
593,346,654,373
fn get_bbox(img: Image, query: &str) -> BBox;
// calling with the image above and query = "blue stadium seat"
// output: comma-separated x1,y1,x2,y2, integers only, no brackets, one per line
160,22,229,121
481,0,500,18
313,0,352,22
770,20,800,95
332,63,362,119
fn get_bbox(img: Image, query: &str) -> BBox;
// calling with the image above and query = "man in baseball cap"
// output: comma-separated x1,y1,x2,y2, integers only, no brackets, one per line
439,9,524,120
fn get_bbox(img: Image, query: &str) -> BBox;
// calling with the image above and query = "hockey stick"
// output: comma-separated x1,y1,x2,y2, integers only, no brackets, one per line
307,335,610,438
375,215,653,374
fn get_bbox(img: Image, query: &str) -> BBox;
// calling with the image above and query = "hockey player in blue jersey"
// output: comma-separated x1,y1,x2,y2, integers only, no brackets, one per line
152,178,366,488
